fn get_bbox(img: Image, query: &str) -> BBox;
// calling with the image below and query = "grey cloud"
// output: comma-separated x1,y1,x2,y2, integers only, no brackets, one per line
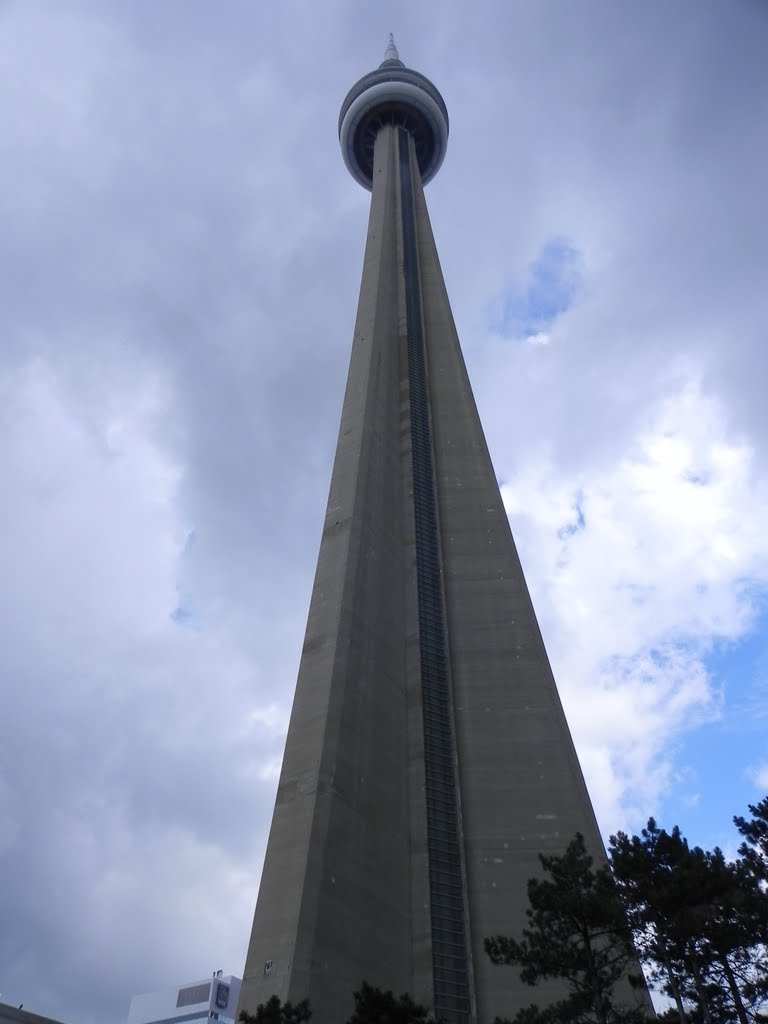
1,1,767,1021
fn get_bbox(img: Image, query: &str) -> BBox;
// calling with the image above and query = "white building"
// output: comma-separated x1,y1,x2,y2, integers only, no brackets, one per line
127,973,241,1024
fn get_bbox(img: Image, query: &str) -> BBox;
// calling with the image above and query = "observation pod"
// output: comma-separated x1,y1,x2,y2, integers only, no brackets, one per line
339,35,449,189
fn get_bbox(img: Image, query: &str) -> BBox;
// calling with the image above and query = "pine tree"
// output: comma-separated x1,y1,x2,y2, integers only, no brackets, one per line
610,809,768,1024
345,981,443,1023
239,995,312,1024
733,798,768,1016
485,833,648,1024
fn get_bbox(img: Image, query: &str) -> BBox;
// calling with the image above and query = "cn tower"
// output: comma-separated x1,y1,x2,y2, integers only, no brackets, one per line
237,40,651,1024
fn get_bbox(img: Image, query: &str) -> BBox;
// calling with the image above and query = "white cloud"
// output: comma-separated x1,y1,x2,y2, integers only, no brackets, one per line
0,356,279,1018
747,762,768,791
501,381,768,829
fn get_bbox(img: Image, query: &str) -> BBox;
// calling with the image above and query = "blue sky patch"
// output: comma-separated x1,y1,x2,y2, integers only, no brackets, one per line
557,493,586,539
495,237,583,339
659,605,768,849
171,604,193,626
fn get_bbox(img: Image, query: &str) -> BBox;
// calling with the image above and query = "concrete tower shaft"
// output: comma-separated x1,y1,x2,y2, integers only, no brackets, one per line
239,123,433,1022
238,47,653,1024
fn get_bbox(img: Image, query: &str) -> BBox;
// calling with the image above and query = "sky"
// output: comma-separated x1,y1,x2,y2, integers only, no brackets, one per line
1,1,767,1020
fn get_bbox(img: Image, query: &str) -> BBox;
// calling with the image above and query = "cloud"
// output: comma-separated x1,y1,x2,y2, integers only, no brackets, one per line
1,1,767,1021
0,356,281,1020
747,763,768,792
501,381,768,829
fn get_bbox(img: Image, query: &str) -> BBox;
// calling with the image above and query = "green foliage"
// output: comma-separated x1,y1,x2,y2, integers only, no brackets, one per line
610,805,768,1024
735,797,768,864
735,797,768,896
485,833,648,1024
733,799,768,1015
345,981,442,1023
239,995,312,1024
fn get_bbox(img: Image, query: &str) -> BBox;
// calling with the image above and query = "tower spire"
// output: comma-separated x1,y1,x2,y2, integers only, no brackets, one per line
380,32,404,68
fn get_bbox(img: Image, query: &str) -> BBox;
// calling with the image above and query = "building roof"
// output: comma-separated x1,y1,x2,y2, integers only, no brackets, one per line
0,1004,72,1024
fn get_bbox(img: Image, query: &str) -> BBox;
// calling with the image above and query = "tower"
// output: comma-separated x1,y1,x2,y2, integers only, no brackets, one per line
238,40,649,1024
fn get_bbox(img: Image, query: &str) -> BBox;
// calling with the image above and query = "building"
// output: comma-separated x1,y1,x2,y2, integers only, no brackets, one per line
238,39,652,1024
0,1005,71,1024
127,974,241,1024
